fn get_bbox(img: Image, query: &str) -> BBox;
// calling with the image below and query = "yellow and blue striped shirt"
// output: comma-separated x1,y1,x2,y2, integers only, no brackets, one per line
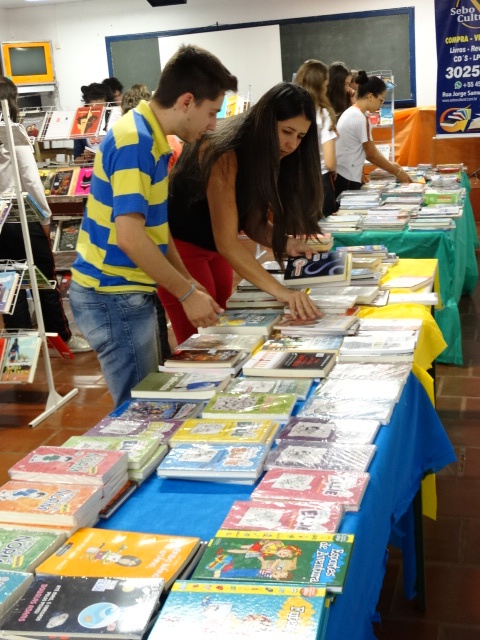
71,100,172,293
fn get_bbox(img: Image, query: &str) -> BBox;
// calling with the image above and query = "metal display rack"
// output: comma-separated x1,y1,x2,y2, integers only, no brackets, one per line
0,99,78,427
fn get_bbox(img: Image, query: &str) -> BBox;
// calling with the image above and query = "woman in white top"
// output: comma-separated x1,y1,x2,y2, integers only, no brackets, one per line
295,59,338,216
0,75,90,351
335,70,411,198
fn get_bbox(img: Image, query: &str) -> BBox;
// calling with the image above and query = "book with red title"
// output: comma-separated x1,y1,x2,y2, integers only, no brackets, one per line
241,350,336,378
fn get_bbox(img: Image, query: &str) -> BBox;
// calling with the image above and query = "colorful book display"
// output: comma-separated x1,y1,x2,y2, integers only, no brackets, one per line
202,392,297,422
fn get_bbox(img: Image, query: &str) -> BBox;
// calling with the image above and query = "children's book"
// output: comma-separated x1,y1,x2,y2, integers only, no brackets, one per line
176,332,265,355
126,444,169,484
198,311,282,335
36,527,200,589
50,168,78,197
73,166,94,196
111,398,203,421
241,350,336,379
0,271,20,314
251,468,370,512
70,104,105,137
225,377,312,401
148,580,329,640
164,348,245,368
8,446,129,486
299,395,396,425
0,480,102,527
169,418,276,447
0,570,33,618
221,499,343,534
0,527,65,572
192,530,354,594
283,251,351,286
1,334,42,384
202,392,297,422
0,575,163,639
61,434,162,470
131,371,231,400
53,217,83,252
156,443,269,484
276,417,381,445
264,441,376,473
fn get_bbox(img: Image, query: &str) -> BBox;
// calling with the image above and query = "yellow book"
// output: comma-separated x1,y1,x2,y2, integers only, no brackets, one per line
169,418,276,446
35,527,200,588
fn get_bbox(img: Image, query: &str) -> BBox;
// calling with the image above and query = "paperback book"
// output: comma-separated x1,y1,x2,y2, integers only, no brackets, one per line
225,376,312,401
0,480,102,528
61,434,163,470
261,334,343,353
36,527,201,589
283,251,351,286
251,468,370,512
198,311,281,335
131,371,231,400
202,392,297,422
328,361,412,382
53,217,82,252
72,166,94,196
0,575,163,639
84,416,153,438
164,348,244,368
220,499,343,534
0,570,33,619
50,168,78,197
70,104,105,137
157,442,269,484
0,271,20,314
125,444,169,484
274,314,359,336
8,446,129,487
176,333,265,355
264,441,376,473
111,398,203,421
148,580,329,640
1,334,42,384
192,529,354,594
276,417,381,445
0,527,65,572
299,395,396,425
169,418,277,446
226,290,285,309
314,377,405,403
241,350,336,379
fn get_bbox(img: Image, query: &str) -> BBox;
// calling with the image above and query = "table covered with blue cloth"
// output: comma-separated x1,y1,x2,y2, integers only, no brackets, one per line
333,173,478,365
99,373,455,640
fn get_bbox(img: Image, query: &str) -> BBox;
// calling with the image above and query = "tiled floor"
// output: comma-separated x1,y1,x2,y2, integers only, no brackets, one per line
0,251,479,639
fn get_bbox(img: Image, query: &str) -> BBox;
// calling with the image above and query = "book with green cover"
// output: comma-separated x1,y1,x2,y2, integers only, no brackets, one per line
225,377,313,401
61,434,162,470
0,527,65,572
202,392,297,422
131,371,231,400
192,529,354,593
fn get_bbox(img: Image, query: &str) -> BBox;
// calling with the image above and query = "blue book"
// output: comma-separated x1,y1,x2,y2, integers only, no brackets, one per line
110,399,203,421
0,570,33,617
156,443,269,484
148,580,328,640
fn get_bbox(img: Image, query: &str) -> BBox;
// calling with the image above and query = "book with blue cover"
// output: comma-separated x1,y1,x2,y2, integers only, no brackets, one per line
110,399,203,421
0,569,33,617
148,580,329,640
156,443,269,484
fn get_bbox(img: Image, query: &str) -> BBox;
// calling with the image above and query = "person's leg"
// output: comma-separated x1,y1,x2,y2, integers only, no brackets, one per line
158,239,234,345
69,282,160,408
154,295,172,361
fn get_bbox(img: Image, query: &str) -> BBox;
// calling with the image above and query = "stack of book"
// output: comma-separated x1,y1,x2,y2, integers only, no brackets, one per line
263,440,376,473
85,415,183,444
168,418,278,448
337,331,417,364
201,392,298,422
274,314,360,337
8,446,130,512
240,349,337,379
131,370,232,400
159,348,248,377
0,570,33,619
0,527,66,573
198,311,282,336
275,416,381,446
225,376,313,401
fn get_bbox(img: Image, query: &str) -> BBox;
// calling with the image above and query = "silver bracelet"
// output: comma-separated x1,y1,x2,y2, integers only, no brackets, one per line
178,283,195,303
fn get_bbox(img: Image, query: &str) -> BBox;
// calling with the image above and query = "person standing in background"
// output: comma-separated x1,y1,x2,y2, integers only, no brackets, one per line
295,59,338,216
69,45,238,408
0,76,90,352
102,77,124,105
326,61,353,118
73,83,113,164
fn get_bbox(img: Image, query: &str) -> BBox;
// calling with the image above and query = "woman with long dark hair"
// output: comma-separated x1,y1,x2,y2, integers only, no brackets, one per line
326,61,353,118
295,59,338,216
159,82,324,343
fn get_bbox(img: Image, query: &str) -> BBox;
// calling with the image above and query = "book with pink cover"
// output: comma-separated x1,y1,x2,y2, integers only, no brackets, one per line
220,499,343,533
73,166,93,196
8,446,128,486
0,481,102,527
251,468,370,512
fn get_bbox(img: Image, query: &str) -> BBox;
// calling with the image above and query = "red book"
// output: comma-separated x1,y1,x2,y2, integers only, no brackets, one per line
251,468,370,512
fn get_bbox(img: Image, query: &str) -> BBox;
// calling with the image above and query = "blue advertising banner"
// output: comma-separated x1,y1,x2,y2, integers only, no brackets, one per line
435,0,480,136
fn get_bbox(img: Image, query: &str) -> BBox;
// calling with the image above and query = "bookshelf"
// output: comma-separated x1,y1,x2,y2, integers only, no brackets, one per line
0,99,78,426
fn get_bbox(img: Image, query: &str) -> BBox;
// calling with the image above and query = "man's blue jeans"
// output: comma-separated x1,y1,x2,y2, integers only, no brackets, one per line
70,282,160,409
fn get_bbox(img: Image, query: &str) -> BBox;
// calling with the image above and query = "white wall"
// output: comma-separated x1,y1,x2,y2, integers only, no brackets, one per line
1,0,437,108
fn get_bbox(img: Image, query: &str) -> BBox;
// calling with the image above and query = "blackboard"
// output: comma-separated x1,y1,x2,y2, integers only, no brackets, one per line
280,10,414,106
106,8,415,107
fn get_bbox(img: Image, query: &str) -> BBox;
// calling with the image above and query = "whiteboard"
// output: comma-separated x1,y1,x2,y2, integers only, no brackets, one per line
158,25,283,105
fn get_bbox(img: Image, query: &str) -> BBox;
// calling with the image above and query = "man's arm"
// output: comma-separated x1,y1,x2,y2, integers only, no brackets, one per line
115,213,221,328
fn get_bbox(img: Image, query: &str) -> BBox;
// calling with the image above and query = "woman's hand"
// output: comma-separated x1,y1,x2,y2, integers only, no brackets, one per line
285,237,319,259
276,286,323,320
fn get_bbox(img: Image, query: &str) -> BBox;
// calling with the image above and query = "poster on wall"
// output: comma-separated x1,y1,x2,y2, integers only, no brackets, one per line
435,0,480,136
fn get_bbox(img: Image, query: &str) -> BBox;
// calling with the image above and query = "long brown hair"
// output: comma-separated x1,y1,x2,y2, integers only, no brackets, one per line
294,59,337,132
326,61,351,117
170,82,323,266
0,76,19,122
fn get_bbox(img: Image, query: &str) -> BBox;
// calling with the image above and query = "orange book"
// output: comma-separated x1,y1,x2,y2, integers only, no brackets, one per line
36,527,201,588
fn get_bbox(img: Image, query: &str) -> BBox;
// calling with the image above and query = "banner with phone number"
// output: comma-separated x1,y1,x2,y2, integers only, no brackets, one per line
435,0,480,136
